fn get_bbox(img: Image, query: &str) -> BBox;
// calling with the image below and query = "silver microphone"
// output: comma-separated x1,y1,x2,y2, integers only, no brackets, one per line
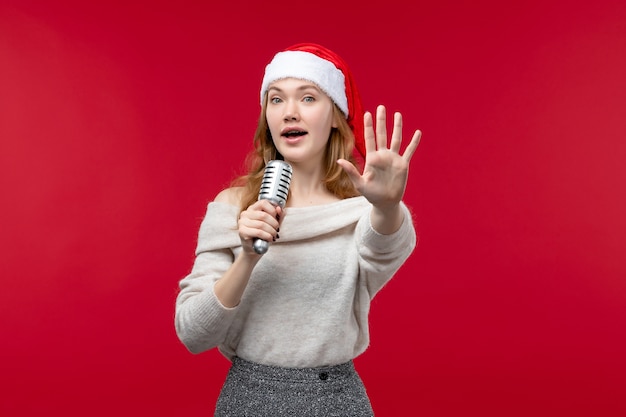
252,160,293,254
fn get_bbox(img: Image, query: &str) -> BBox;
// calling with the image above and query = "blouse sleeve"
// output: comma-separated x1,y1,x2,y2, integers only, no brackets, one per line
174,202,241,354
355,201,417,297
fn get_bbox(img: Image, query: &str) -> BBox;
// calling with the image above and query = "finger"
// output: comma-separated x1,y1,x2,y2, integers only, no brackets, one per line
242,202,280,230
389,112,403,153
275,205,284,222
336,159,363,188
239,214,279,243
239,207,278,229
402,129,422,162
376,105,388,150
241,222,275,242
254,199,279,215
363,111,376,154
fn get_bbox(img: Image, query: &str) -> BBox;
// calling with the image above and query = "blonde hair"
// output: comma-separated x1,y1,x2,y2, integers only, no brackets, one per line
232,99,361,212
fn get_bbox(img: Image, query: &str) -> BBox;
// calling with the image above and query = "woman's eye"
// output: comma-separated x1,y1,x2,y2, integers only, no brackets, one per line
270,97,282,104
303,96,315,103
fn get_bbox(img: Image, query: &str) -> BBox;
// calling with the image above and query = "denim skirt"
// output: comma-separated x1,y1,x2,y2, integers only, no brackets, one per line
214,357,374,416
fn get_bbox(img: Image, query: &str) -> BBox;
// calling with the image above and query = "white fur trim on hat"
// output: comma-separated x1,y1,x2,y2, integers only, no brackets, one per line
260,50,348,116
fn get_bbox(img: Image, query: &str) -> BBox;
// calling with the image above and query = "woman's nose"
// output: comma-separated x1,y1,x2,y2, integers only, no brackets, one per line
283,100,299,121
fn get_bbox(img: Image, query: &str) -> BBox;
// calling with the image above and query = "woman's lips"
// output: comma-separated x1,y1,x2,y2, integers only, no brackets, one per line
281,127,307,143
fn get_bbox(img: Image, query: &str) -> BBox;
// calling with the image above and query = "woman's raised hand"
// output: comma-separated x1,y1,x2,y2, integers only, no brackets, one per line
337,105,421,210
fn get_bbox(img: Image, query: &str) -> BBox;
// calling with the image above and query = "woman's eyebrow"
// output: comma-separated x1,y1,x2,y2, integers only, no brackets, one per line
268,84,321,93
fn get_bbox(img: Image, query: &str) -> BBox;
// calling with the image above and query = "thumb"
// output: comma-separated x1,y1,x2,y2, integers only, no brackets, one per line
336,159,362,187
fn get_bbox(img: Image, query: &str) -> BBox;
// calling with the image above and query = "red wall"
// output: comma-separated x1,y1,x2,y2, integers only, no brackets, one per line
2,1,625,415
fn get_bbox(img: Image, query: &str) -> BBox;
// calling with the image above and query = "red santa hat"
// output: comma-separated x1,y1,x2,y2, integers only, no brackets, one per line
260,43,366,159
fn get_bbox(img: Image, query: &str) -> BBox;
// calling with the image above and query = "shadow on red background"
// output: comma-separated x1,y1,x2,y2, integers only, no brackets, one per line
1,1,625,416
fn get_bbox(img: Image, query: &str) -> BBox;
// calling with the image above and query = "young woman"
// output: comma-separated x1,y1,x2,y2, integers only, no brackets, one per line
175,43,421,416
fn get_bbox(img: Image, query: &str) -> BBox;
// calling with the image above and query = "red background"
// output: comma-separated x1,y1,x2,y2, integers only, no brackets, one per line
1,0,625,415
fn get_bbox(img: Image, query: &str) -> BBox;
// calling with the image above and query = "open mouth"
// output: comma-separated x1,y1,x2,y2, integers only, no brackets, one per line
282,129,307,138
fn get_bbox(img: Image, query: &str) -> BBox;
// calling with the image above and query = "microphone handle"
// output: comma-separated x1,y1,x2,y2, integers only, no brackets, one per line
252,237,270,255
252,197,284,255
252,200,279,255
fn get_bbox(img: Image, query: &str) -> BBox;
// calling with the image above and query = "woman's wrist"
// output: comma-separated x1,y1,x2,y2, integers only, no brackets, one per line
370,203,403,235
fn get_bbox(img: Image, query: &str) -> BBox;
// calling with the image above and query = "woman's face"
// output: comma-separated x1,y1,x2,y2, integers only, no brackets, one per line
265,78,337,165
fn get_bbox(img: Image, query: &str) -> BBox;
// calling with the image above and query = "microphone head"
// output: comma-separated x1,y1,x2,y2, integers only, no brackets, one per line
257,160,293,208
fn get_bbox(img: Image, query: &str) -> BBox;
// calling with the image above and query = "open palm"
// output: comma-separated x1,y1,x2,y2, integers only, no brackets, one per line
338,105,421,209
